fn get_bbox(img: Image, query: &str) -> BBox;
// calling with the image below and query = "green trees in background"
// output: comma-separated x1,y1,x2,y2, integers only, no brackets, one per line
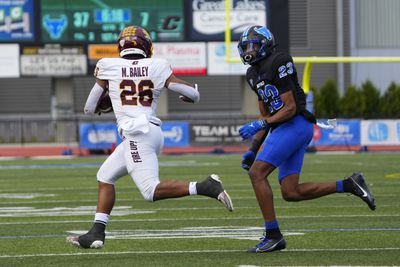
362,81,381,118
312,80,400,118
380,82,400,118
313,80,339,118
339,85,366,118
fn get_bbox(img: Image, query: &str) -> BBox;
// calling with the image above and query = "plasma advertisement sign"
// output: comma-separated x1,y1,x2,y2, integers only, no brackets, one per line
87,42,207,76
0,0,35,41
40,0,184,43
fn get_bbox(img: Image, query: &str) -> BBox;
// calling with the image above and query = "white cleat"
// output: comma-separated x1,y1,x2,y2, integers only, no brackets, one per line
209,174,234,212
217,190,234,212
66,235,104,249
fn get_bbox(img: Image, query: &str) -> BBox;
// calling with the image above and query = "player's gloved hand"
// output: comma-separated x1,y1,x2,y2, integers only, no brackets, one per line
239,120,268,140
242,150,255,171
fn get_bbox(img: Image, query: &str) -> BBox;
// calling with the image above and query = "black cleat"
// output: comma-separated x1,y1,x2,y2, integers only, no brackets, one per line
347,172,376,210
67,230,105,249
196,174,234,211
248,235,286,253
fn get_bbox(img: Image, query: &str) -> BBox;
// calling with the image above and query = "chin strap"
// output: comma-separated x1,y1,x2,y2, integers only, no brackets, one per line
120,48,147,58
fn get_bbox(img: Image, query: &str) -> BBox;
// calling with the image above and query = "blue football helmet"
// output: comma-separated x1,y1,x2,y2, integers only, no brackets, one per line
238,25,275,65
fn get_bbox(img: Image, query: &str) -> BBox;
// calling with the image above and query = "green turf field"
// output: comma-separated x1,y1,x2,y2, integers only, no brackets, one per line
0,153,399,266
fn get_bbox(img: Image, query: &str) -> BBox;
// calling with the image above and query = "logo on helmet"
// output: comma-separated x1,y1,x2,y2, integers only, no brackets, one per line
254,27,273,41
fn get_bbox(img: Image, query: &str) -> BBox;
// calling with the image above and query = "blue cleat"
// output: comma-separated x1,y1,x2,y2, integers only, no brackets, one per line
248,234,286,253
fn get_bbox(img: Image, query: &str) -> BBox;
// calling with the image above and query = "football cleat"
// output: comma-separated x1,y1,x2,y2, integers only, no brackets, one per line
248,235,286,253
67,231,105,249
347,172,376,210
196,174,234,212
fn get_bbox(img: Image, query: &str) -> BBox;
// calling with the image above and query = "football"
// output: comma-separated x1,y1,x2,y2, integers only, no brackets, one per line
95,90,113,114
179,95,195,103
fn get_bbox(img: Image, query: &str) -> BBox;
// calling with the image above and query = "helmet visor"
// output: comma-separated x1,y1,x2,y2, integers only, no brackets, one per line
239,41,261,53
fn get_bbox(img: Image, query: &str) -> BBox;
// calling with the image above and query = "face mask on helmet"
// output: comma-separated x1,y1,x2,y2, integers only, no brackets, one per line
237,26,275,65
238,41,261,64
117,26,153,58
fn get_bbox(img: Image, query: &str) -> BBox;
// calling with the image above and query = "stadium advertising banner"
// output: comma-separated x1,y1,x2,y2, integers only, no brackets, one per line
161,122,190,147
88,42,206,76
361,120,400,146
154,42,206,75
0,44,19,77
79,123,122,150
80,122,189,149
0,0,35,41
87,44,118,71
40,0,184,43
20,44,87,76
188,0,267,41
88,44,119,61
313,120,361,146
207,42,247,75
190,123,242,145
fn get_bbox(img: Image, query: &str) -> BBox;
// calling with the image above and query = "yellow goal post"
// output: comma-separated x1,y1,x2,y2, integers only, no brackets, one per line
224,0,400,93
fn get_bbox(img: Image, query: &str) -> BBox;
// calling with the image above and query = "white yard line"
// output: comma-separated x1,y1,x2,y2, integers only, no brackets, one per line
0,213,399,225
0,194,396,204
0,247,399,259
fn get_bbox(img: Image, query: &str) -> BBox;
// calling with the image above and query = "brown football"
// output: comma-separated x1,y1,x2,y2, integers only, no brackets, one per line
95,91,113,113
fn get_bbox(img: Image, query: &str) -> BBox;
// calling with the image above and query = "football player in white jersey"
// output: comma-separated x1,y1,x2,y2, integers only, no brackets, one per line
67,26,233,249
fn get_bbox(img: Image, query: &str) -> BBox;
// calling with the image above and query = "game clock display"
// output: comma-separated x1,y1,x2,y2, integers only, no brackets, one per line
40,0,184,43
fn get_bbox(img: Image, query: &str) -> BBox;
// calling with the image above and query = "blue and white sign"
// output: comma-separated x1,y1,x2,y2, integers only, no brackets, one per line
0,0,35,41
396,121,400,143
80,122,189,149
207,42,247,75
368,122,388,142
361,120,400,145
79,123,122,149
161,122,189,147
313,120,360,146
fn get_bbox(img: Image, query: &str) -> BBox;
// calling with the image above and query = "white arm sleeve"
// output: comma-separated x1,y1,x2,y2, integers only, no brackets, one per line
168,82,200,103
84,83,105,114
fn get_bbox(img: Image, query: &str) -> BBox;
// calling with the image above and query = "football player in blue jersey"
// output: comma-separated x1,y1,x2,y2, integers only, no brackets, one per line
237,25,376,253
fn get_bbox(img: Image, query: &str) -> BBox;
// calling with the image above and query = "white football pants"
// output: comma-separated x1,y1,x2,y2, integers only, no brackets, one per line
96,123,163,201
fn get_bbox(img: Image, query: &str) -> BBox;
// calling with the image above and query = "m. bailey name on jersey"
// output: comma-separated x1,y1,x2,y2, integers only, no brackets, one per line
121,66,148,78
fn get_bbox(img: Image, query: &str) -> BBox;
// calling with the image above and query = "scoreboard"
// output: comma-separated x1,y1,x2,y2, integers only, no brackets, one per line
40,0,184,43
0,0,35,41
